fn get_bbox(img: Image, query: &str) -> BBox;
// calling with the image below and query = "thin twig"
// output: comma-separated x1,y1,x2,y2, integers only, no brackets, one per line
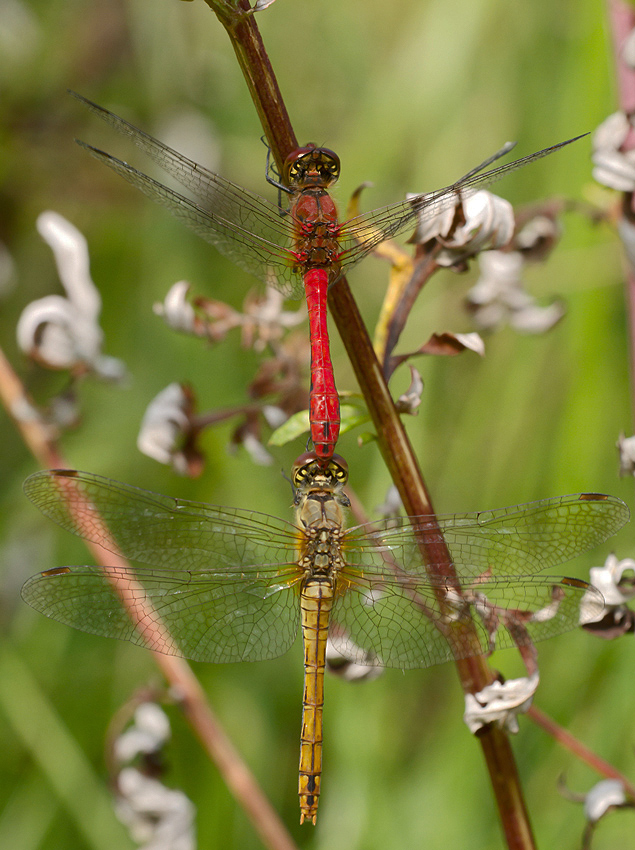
1,343,298,850
608,0,635,425
528,705,635,799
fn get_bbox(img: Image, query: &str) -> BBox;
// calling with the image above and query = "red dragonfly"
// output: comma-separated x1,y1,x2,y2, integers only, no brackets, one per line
71,92,584,462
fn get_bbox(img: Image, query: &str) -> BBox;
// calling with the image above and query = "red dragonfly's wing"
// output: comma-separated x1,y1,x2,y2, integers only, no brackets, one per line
71,92,305,299
336,134,587,276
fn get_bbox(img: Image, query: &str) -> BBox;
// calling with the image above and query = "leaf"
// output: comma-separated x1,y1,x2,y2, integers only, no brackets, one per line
389,331,485,372
268,410,310,447
268,405,370,448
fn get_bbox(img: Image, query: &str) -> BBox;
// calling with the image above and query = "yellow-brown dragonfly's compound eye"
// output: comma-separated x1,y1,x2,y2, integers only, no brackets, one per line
328,455,348,484
292,451,321,487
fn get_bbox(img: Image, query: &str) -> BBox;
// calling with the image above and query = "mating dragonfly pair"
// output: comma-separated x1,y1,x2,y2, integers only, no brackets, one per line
22,456,628,823
68,91,585,464
22,98,625,823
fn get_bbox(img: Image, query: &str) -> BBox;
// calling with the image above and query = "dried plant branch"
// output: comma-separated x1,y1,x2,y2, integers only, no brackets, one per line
1,340,298,850
528,705,635,800
607,0,635,423
379,244,444,376
212,6,537,848
0,347,64,470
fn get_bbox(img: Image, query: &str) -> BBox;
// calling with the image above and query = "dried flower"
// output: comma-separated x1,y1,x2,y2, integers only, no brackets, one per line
411,190,515,266
617,432,635,476
17,212,125,380
325,632,383,682
464,672,539,734
137,384,203,476
112,703,195,850
466,250,565,333
592,111,635,192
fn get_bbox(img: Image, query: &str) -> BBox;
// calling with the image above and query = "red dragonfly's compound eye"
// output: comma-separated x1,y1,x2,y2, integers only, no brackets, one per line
283,145,341,189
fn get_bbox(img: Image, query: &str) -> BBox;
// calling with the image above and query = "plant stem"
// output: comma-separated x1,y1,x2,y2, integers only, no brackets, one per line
214,4,536,847
608,0,635,426
529,705,635,800
0,347,300,850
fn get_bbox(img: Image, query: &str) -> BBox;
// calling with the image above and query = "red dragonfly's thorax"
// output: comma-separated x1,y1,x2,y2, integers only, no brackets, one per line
284,148,342,273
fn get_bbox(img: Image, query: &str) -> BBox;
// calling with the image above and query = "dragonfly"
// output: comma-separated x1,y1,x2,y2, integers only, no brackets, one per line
70,91,586,463
21,457,628,823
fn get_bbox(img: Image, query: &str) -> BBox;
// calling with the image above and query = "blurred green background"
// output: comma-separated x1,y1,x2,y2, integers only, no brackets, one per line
1,0,634,848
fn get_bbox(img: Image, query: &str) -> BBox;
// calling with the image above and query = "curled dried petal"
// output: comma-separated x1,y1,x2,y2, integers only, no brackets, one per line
463,672,539,734
137,383,203,475
115,768,196,850
114,703,171,763
17,212,125,379
325,634,383,682
592,112,635,191
584,779,628,823
154,281,198,333
466,251,564,334
395,366,423,414
589,553,635,608
617,432,635,476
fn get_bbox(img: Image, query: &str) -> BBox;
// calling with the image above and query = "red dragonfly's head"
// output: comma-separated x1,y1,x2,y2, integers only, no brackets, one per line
283,144,341,190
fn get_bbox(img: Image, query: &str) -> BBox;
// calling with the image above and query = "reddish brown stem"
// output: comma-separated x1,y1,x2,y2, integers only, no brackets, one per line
0,347,65,470
201,0,297,170
609,0,635,115
528,705,635,800
626,261,635,428
608,1,635,425
208,6,539,846
0,344,298,850
381,244,443,377
329,280,536,849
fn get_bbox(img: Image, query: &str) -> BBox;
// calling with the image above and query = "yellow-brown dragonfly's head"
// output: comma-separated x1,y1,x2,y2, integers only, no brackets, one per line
292,451,349,504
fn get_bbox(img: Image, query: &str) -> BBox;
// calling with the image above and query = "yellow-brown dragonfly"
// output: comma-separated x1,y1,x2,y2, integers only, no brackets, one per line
21,455,628,823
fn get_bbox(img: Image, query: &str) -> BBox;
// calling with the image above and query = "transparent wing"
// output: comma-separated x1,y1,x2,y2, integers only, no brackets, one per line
336,135,587,276
23,473,626,668
72,93,305,298
22,469,305,662
330,573,602,669
23,469,300,571
72,93,586,297
342,494,629,579
21,565,302,663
